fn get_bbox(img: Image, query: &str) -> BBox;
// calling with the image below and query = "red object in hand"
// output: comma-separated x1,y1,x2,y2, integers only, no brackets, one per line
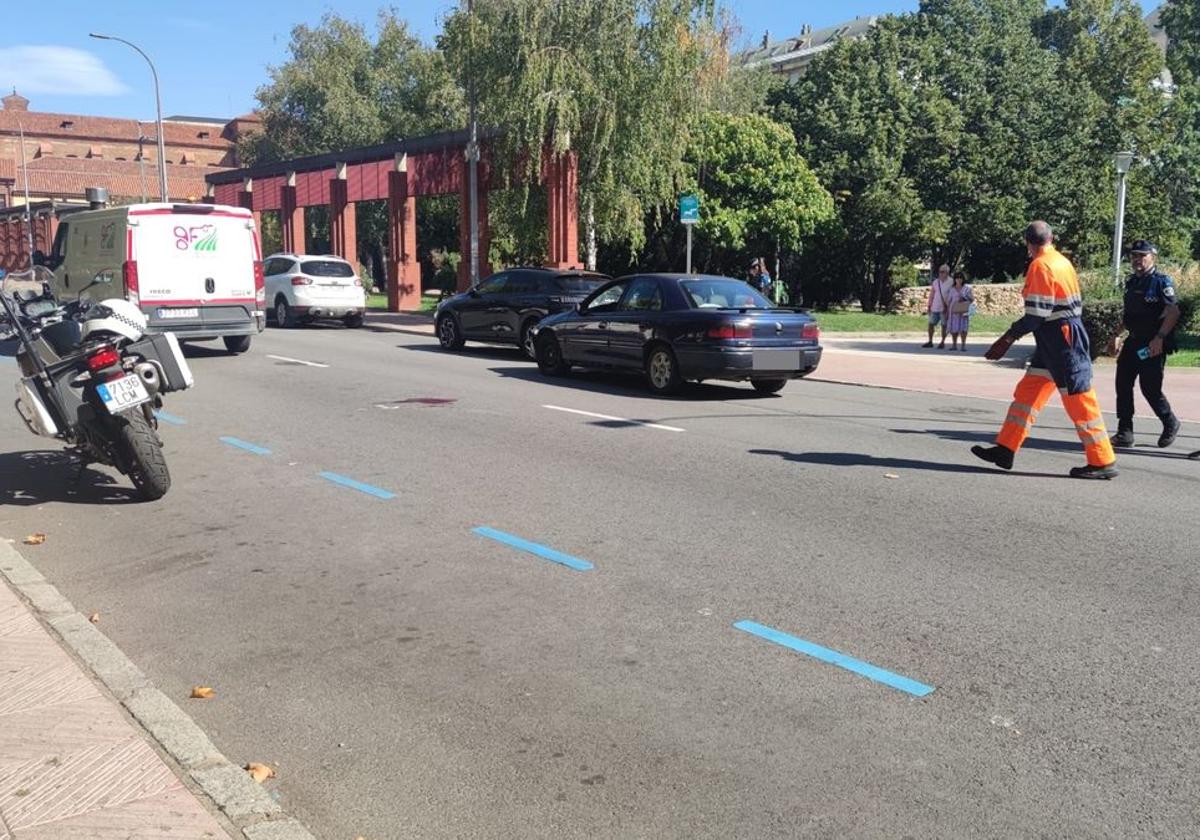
985,333,1015,361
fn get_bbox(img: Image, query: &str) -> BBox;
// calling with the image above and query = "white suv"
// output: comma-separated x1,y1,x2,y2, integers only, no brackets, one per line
263,254,367,328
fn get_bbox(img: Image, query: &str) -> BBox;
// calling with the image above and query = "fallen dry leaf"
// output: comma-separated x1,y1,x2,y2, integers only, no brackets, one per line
189,686,216,700
23,533,46,545
884,473,900,480
88,613,100,624
245,762,276,783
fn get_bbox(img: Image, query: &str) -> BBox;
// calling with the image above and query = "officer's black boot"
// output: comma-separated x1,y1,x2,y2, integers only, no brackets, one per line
971,444,1014,471
1110,425,1135,448
1158,415,1180,448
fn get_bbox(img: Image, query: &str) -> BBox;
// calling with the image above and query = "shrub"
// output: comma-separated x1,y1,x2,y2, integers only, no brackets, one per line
1081,300,1124,359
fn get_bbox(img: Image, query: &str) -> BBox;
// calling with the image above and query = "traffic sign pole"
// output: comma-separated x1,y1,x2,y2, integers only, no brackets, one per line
686,226,692,275
679,194,699,275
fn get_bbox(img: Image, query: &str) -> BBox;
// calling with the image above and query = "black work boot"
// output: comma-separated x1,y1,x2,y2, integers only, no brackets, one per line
1158,416,1180,449
971,444,1014,471
1110,426,1135,448
1070,463,1119,480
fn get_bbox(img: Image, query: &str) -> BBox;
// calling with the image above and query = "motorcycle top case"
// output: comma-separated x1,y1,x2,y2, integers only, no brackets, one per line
127,332,194,393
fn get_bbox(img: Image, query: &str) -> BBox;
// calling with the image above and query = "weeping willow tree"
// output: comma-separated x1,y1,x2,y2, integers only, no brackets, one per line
439,0,731,268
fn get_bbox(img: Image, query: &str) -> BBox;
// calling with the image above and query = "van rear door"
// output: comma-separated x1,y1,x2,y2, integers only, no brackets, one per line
130,205,262,339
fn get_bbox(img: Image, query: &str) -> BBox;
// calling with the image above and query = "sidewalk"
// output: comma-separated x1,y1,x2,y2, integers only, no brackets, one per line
0,575,230,838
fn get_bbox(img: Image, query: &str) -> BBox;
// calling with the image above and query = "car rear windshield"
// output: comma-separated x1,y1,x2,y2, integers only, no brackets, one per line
301,260,354,278
555,274,608,294
682,279,772,309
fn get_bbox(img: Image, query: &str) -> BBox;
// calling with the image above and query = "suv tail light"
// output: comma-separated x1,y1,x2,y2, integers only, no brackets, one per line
291,276,312,286
706,323,752,340
801,322,820,340
254,261,266,305
122,260,140,306
85,345,120,373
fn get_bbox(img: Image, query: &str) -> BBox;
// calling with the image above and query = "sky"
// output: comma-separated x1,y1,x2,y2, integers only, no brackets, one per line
0,0,919,122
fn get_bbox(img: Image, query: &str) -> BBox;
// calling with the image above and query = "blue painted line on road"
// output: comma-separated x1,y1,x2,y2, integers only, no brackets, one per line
219,436,271,456
318,471,396,500
733,620,934,698
472,526,593,572
155,411,187,426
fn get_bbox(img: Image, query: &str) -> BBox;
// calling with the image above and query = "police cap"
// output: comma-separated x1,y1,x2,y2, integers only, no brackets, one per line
1129,239,1158,255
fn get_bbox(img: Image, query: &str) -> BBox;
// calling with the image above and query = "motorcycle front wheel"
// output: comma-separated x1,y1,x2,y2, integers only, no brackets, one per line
114,408,171,501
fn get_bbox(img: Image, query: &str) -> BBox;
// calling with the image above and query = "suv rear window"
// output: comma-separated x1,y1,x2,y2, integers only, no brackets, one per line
555,274,608,294
300,260,354,278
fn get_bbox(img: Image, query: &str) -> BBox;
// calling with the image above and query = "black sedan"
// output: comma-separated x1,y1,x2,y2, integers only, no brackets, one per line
530,274,822,395
435,267,611,359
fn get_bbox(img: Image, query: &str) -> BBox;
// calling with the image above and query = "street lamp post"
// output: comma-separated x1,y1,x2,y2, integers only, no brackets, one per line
90,33,168,202
1112,151,1134,288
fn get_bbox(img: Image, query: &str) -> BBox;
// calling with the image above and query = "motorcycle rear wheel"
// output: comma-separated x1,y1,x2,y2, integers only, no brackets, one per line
115,408,171,501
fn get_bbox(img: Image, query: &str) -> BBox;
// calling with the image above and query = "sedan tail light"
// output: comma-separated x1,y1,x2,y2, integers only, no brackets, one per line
291,276,312,286
801,322,820,340
86,345,120,373
706,323,752,340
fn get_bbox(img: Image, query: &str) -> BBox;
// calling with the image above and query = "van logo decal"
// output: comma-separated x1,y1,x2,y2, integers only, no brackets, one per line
100,223,116,251
174,224,219,252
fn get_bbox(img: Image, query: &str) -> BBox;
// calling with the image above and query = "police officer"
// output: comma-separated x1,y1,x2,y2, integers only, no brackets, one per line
1106,239,1181,449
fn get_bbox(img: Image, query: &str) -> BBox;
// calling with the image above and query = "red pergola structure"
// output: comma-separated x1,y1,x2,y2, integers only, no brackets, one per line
205,130,579,311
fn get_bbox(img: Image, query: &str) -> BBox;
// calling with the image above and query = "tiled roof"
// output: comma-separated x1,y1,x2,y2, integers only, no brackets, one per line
0,157,14,181
0,109,231,149
12,156,220,201
737,16,879,66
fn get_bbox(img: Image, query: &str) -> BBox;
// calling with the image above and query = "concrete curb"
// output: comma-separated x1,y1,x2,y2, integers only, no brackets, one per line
0,539,319,840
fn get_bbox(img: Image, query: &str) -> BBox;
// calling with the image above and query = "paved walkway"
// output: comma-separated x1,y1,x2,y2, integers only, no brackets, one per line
0,576,230,839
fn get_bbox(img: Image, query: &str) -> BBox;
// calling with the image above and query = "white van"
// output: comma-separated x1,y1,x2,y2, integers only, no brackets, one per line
41,203,266,353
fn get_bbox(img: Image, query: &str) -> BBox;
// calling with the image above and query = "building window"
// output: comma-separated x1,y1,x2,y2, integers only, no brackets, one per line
60,120,74,129
198,131,210,139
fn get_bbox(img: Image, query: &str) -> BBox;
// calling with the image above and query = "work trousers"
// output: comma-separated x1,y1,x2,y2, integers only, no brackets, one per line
997,372,1116,468
1115,342,1174,429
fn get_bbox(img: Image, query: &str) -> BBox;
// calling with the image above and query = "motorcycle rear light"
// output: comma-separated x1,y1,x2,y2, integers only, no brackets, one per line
801,322,820,340
86,346,120,372
122,260,140,306
254,261,266,304
706,323,752,340
291,276,312,286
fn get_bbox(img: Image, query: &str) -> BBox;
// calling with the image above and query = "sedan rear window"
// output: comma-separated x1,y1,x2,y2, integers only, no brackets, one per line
682,279,771,309
300,260,354,278
555,274,608,294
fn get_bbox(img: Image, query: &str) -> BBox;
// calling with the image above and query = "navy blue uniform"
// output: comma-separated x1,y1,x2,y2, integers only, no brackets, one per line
1115,270,1177,430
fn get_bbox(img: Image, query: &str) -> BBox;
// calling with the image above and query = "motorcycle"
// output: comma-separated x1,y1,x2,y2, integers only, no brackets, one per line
0,267,194,501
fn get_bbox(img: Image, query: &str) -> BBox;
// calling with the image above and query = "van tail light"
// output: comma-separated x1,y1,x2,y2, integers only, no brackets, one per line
291,276,312,286
706,323,752,340
85,345,121,373
122,260,140,306
254,261,266,305
801,322,820,340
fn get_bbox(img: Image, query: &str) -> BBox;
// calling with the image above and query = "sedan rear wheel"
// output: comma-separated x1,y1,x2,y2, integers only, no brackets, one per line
751,378,787,394
645,345,682,396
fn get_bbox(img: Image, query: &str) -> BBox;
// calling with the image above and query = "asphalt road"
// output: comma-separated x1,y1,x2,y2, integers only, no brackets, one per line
2,322,1199,840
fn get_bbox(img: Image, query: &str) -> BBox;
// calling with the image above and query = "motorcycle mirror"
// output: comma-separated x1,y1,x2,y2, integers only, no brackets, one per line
31,251,46,268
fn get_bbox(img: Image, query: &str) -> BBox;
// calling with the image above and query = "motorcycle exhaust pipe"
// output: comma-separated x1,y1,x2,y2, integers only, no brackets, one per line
134,362,161,395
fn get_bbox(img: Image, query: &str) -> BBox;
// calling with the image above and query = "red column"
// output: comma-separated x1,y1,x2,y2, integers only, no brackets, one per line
237,190,263,258
329,179,357,271
457,155,492,291
546,151,580,269
281,184,305,254
387,169,420,312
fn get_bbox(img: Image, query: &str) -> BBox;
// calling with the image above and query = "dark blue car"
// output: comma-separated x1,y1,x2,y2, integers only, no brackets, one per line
530,273,822,396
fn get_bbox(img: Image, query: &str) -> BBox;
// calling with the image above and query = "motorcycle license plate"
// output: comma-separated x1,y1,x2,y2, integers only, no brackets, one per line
96,374,150,414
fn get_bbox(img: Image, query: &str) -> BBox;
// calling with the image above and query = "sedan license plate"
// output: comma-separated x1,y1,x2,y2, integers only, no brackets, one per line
753,348,802,371
96,373,150,414
158,307,199,319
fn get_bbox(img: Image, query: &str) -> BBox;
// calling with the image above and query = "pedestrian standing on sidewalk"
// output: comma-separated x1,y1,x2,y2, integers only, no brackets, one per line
946,270,974,351
748,259,772,296
922,265,954,348
972,221,1118,479
1106,239,1182,449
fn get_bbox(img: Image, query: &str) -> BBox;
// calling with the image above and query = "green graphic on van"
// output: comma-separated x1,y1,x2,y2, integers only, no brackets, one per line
99,222,117,251
174,224,218,252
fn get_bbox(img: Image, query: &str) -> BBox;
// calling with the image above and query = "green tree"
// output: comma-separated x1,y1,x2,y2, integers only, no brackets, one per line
439,0,728,267
680,112,833,277
1162,0,1200,83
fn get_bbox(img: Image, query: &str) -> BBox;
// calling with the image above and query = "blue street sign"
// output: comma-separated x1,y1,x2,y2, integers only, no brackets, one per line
679,194,700,224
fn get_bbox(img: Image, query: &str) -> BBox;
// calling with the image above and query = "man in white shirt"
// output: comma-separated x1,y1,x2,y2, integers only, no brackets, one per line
922,264,954,348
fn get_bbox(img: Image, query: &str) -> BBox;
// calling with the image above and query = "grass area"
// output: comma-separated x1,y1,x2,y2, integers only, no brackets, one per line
809,310,1015,335
1168,334,1199,368
367,291,439,313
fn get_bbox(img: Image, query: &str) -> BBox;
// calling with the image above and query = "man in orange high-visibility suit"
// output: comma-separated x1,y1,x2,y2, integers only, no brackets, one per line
972,221,1118,479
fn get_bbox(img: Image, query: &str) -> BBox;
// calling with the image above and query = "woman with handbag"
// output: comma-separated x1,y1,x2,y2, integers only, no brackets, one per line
946,270,975,351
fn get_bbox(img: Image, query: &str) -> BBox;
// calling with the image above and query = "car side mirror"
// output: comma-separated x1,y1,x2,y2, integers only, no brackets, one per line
467,288,479,298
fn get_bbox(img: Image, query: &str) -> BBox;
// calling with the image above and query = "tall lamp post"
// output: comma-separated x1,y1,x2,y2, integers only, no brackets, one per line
90,33,168,202
1112,150,1134,288
464,0,480,286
